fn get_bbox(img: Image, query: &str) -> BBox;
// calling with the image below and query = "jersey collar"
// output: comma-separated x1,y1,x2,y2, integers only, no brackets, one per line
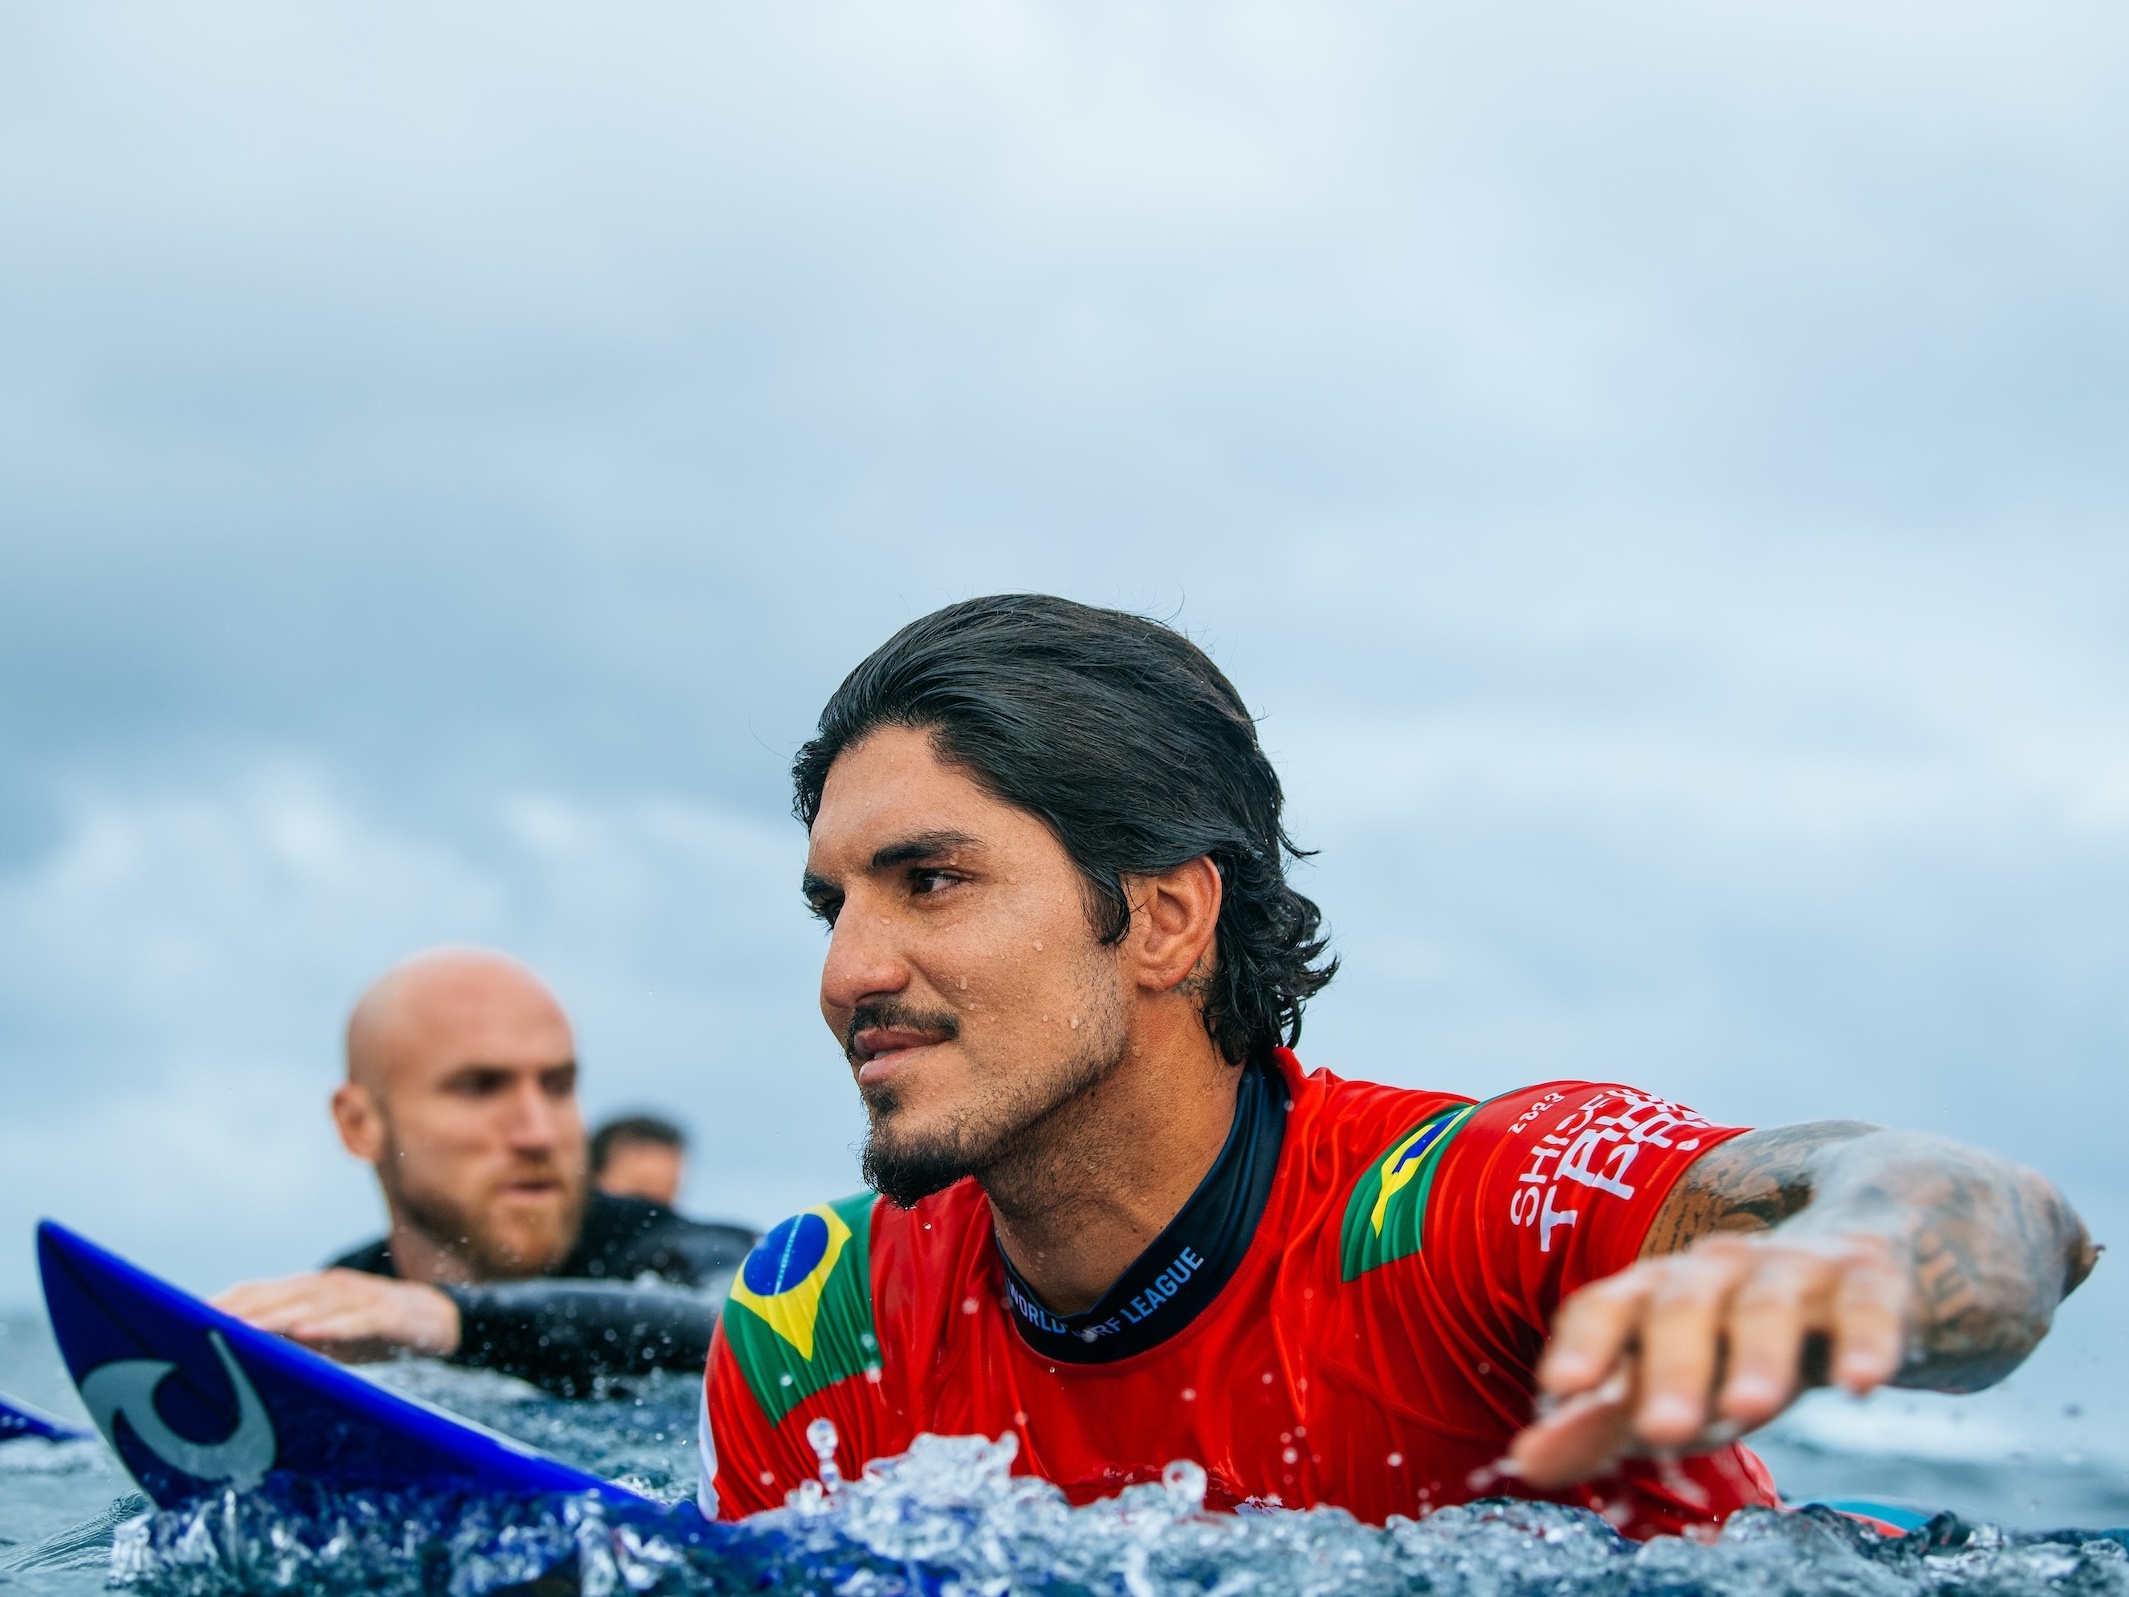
996,1054,1289,1364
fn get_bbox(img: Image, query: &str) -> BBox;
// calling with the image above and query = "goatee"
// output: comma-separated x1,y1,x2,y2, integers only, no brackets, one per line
857,1001,1130,1210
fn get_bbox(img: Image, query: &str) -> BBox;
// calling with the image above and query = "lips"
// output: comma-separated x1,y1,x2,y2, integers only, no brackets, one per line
852,1026,950,1084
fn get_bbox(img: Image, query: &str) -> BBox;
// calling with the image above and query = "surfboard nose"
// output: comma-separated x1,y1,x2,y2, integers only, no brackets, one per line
33,1218,650,1512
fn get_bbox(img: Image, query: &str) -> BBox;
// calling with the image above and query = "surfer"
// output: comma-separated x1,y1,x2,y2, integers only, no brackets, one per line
703,594,2098,1539
592,1113,690,1207
215,949,757,1396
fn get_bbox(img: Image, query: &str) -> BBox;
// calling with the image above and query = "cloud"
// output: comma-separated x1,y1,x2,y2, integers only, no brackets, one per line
0,0,2124,1440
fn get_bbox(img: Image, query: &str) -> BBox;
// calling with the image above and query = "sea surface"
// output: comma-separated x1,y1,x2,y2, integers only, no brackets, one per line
5,1312,2129,1597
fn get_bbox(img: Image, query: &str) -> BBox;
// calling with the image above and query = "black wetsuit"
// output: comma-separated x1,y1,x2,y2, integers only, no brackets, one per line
332,1192,757,1397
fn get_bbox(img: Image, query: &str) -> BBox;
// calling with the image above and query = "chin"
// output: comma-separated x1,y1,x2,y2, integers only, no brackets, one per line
481,1205,576,1274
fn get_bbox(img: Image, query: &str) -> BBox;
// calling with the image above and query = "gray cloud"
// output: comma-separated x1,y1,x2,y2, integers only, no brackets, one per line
0,0,2123,1447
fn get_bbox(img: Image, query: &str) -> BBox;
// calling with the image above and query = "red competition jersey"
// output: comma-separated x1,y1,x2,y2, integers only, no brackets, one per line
703,1051,1778,1539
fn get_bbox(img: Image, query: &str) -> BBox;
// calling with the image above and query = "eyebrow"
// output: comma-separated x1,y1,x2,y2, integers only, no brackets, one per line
801,830,982,899
869,830,980,870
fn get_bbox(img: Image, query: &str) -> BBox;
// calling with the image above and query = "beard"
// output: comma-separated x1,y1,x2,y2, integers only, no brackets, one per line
377,1123,585,1279
853,991,1130,1209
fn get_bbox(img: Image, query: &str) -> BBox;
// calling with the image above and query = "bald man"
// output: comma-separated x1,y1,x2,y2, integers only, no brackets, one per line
216,948,756,1396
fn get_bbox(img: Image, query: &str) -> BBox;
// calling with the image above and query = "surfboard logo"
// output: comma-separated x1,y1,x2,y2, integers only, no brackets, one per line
79,1329,275,1489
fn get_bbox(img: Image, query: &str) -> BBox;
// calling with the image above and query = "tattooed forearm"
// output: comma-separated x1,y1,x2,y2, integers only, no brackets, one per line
1646,1123,2100,1393
1640,1121,1879,1255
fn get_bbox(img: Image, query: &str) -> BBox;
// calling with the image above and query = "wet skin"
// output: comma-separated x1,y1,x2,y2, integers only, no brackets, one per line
803,725,1241,1316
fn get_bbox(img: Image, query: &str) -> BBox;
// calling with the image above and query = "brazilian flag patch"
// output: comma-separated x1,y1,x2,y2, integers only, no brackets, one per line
1339,1103,1475,1280
722,1192,879,1426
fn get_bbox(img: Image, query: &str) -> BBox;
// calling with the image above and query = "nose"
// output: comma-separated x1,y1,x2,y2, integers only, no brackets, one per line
819,890,911,1020
503,1075,564,1151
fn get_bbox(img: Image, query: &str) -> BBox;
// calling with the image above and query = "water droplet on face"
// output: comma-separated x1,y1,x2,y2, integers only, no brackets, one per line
1033,940,1043,950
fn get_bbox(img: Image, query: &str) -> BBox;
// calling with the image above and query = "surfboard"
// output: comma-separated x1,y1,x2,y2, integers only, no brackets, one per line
36,1221,963,1597
36,1219,670,1511
36,1220,959,1597
0,1387,90,1442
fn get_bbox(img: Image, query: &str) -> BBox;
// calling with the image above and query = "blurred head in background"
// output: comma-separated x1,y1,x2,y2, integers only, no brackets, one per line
331,948,588,1282
590,1114,688,1209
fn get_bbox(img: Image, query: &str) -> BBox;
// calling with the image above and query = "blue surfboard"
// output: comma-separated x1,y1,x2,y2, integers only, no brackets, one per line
35,1220,954,1597
0,1387,90,1442
37,1219,663,1512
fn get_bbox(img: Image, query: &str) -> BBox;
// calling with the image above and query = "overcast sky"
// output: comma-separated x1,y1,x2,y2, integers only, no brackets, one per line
2,0,2126,1446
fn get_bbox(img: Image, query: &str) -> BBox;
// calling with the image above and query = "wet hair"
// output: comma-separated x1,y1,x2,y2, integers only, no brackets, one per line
589,1114,687,1175
792,594,1336,1066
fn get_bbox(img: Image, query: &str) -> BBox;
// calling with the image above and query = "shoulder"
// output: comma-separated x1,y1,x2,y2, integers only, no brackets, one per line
326,1237,394,1275
719,1193,883,1427
570,1192,760,1284
1278,1053,1480,1281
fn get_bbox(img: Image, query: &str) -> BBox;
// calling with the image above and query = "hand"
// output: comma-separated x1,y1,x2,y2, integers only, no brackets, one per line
1507,1230,1910,1487
212,1269,462,1363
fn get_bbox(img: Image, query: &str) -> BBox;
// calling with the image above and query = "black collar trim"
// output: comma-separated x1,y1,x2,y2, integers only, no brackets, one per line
998,1058,1287,1364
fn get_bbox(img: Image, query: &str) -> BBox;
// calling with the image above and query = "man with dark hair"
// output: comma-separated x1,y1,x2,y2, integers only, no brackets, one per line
592,1114,690,1208
703,595,2096,1537
218,949,757,1396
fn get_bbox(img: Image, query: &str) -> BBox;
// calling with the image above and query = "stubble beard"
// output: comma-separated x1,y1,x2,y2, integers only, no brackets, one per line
856,988,1131,1210
377,1121,584,1280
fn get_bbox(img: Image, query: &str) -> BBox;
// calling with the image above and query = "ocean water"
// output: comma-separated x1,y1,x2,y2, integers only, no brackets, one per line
6,1313,2129,1597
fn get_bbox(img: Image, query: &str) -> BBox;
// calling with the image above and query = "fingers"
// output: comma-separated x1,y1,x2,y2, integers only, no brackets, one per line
1634,1242,1754,1445
1717,1252,1827,1427
210,1272,459,1358
212,1273,336,1330
1517,1231,1915,1486
1538,1271,1652,1397
1828,1238,1907,1392
1508,1366,1637,1488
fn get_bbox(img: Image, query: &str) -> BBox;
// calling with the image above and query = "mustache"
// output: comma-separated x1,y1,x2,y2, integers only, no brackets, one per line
843,1001,961,1066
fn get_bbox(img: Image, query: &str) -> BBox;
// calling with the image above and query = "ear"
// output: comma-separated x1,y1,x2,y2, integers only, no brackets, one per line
1124,855,1224,996
331,1082,386,1164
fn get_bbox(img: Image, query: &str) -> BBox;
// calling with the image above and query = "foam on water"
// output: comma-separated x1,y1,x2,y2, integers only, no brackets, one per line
7,1338,2127,1597
85,1429,2129,1597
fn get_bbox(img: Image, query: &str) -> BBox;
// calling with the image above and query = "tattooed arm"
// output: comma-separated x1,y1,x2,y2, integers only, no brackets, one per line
1508,1121,2098,1487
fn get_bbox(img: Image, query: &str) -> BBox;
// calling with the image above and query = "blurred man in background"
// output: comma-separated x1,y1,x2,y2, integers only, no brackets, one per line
216,947,756,1395
591,1113,688,1208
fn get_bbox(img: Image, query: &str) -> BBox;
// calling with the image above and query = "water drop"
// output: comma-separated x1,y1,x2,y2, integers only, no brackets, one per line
1161,1458,1208,1509
806,1416,842,1494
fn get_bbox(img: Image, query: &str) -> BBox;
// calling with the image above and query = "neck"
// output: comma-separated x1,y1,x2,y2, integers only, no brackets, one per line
984,1008,1243,1315
379,1200,486,1285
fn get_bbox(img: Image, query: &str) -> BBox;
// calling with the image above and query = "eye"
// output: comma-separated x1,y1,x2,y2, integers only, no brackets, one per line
911,868,957,895
806,892,843,927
